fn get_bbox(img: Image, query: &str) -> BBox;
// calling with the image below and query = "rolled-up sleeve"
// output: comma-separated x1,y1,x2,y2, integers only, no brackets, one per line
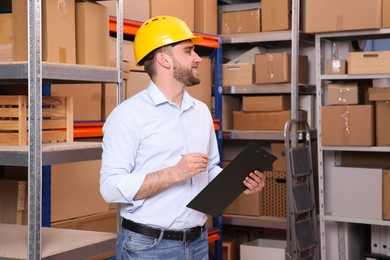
100,104,145,210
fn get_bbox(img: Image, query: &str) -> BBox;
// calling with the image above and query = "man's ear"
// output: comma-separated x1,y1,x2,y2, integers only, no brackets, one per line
155,52,171,69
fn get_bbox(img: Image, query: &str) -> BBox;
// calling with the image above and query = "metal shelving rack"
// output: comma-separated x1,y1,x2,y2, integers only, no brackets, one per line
315,28,390,260
220,0,316,230
0,0,123,259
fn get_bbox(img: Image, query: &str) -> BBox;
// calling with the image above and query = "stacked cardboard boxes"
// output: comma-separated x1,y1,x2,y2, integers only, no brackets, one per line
2,0,110,66
321,82,374,146
233,95,306,131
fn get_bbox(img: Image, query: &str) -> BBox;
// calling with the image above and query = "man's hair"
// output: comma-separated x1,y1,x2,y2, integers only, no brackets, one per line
143,45,173,77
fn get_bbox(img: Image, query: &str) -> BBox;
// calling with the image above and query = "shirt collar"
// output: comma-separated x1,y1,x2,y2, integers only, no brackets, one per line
146,81,194,111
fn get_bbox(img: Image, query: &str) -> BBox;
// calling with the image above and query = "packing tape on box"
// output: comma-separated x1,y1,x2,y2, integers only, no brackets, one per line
58,0,67,18
266,54,275,79
337,87,352,103
341,105,351,134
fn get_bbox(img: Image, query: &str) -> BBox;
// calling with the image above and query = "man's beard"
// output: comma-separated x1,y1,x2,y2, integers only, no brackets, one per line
172,59,201,87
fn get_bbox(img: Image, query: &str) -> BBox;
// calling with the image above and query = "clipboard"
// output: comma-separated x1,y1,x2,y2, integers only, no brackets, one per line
187,141,277,217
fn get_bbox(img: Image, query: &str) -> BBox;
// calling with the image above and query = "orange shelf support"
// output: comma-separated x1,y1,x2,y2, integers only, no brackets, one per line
109,17,220,49
73,122,104,138
208,228,221,243
213,119,221,131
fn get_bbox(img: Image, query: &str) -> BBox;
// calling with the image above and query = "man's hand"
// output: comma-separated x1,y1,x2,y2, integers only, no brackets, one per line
243,170,265,194
173,153,209,182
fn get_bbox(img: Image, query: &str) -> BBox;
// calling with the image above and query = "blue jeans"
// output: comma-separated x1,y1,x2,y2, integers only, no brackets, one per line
116,227,209,260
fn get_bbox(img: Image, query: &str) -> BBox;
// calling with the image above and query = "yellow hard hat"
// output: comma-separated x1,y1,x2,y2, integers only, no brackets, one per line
134,16,203,65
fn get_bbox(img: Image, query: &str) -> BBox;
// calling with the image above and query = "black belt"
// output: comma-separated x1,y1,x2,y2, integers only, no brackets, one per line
121,218,204,242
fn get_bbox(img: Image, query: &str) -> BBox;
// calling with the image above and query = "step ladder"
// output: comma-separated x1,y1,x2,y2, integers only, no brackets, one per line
284,118,320,260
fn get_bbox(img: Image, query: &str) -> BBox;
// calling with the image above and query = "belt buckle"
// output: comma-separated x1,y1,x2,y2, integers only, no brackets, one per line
183,227,198,242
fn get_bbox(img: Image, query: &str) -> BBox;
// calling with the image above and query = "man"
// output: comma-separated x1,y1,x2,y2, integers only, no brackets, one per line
100,15,265,259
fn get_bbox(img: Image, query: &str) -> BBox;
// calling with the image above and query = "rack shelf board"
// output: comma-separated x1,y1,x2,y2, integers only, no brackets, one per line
0,224,116,260
0,62,118,84
223,214,286,230
320,74,390,81
109,17,221,49
320,146,390,152
223,130,317,141
0,142,102,166
316,28,390,41
222,31,314,46
323,215,390,227
223,84,316,95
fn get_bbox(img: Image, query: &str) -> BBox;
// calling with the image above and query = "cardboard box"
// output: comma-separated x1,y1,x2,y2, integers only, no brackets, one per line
222,95,240,130
76,1,109,66
0,13,13,62
125,71,150,99
221,9,261,35
326,83,359,105
349,51,390,75
304,0,381,33
329,166,383,219
217,2,261,34
150,0,194,30
13,0,76,63
51,160,110,222
233,110,307,131
51,209,117,233
341,152,390,169
186,57,213,112
261,0,291,32
0,179,27,225
321,105,374,146
242,95,291,112
222,63,253,86
383,0,390,28
262,171,286,218
271,143,286,172
240,239,286,260
52,84,102,121
255,53,308,84
327,59,347,75
368,87,390,146
101,0,150,22
383,169,390,220
194,0,217,35
223,192,263,216
101,0,194,29
368,87,390,100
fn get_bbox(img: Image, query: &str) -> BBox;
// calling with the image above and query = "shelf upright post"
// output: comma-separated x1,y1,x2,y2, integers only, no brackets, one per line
27,0,43,259
212,36,223,260
315,33,326,260
212,36,223,158
115,0,124,233
116,0,124,107
290,0,300,141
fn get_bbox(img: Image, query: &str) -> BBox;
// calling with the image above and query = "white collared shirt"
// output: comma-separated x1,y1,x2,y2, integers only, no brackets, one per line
100,81,222,229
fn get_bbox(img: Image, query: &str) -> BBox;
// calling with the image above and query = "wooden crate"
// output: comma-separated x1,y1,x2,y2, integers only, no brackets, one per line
0,95,73,145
